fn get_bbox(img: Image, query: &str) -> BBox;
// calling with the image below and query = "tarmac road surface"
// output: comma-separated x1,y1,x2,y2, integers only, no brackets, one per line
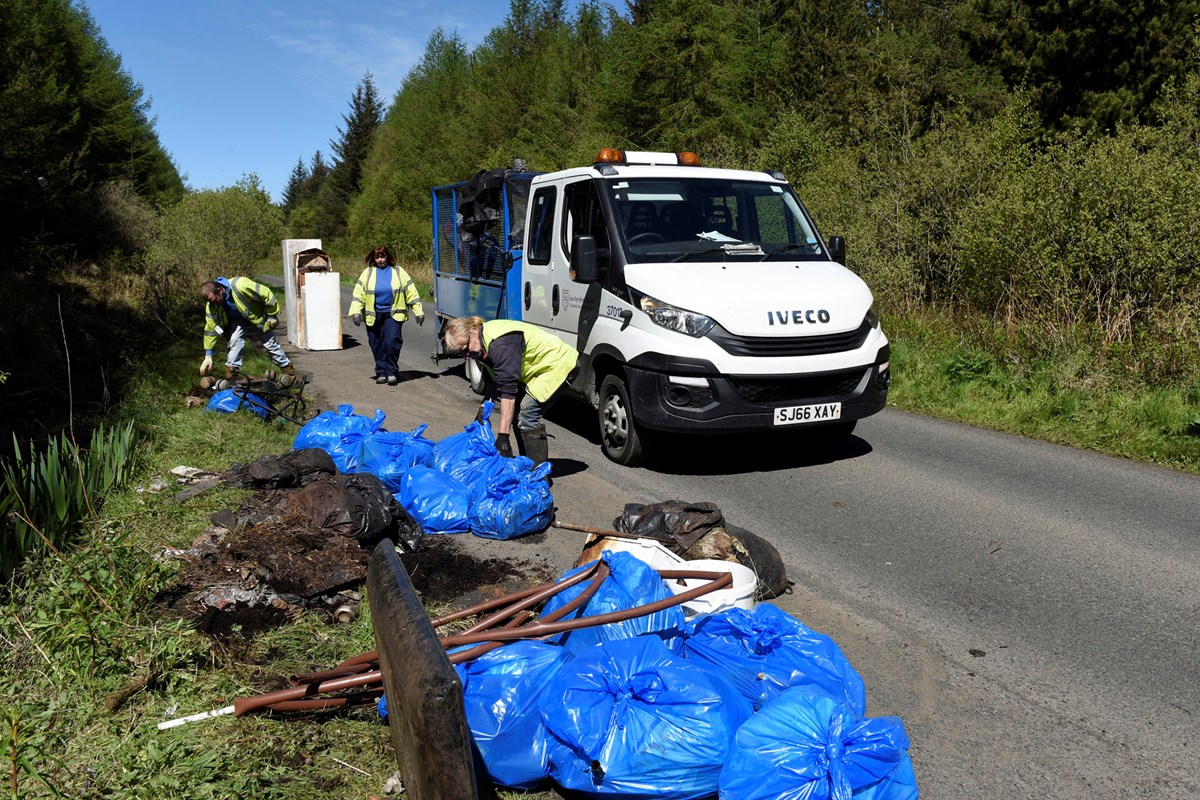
274,302,1200,800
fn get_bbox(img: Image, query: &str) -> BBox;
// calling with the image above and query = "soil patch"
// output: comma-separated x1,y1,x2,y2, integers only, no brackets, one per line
157,485,556,638
397,535,557,604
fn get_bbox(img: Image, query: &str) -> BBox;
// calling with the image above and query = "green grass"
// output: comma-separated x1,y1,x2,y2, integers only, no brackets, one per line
885,310,1200,472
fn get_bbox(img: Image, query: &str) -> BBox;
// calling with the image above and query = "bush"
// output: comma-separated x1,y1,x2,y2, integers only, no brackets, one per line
143,176,285,315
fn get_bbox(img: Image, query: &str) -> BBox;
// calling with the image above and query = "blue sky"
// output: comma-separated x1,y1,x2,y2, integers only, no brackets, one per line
82,1,514,203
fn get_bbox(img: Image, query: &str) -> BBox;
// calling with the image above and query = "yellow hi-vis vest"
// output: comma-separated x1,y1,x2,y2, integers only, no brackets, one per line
348,265,424,325
482,320,579,403
203,277,281,353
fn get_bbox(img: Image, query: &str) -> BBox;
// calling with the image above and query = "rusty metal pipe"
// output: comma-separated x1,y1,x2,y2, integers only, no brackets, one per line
233,670,383,716
440,570,732,648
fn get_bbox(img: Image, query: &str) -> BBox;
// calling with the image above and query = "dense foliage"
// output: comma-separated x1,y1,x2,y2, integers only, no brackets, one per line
0,0,183,262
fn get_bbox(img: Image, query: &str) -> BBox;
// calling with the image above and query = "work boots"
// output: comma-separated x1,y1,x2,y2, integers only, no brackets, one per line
279,364,297,387
516,424,552,485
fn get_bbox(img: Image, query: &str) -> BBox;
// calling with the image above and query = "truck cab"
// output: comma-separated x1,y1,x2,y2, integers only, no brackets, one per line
432,150,890,466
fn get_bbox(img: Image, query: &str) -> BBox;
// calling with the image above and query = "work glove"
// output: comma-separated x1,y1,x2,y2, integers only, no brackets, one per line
494,433,513,458
352,313,362,327
415,314,425,326
265,316,278,330
200,355,213,376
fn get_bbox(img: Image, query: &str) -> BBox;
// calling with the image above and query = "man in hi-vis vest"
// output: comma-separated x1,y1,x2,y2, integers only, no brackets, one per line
200,277,294,383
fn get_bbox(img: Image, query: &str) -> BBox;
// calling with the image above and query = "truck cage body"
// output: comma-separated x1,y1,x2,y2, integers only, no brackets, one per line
431,170,542,326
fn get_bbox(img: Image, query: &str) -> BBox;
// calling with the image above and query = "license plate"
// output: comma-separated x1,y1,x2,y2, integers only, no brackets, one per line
773,402,842,426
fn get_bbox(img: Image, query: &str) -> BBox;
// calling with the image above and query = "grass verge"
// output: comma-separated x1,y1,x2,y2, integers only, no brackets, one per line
885,310,1200,473
1,332,555,799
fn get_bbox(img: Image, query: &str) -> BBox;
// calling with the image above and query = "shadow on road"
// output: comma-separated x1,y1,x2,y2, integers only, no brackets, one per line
545,401,873,476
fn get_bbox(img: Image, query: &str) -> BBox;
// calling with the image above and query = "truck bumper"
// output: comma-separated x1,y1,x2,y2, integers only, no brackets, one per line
623,346,890,433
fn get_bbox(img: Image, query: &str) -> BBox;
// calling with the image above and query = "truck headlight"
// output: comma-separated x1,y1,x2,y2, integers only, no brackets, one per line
865,302,880,330
637,293,715,337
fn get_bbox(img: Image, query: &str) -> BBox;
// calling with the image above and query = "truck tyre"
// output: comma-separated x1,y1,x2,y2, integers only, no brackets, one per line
465,357,486,396
599,373,649,466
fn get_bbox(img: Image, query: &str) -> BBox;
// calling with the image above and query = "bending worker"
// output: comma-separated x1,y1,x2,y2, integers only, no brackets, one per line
200,277,294,382
441,316,579,468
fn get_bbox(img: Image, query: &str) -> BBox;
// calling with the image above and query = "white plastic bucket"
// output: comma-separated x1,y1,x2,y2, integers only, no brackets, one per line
662,559,758,618
600,537,685,570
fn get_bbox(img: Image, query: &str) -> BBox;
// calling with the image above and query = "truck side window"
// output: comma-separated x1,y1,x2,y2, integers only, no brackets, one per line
528,187,556,265
563,180,608,255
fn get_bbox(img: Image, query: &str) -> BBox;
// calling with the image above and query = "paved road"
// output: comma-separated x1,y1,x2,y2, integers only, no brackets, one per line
278,301,1200,799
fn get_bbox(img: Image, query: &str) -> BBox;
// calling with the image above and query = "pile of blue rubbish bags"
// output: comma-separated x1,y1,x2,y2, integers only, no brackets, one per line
382,549,918,800
271,402,917,798
288,402,553,540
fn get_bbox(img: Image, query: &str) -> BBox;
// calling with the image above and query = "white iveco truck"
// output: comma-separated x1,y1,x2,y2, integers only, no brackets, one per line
432,149,890,465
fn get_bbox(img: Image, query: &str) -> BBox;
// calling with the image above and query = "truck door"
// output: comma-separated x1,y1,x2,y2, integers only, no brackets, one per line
522,177,609,349
521,181,558,332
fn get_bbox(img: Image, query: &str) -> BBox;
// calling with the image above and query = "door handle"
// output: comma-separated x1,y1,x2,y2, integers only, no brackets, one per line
552,285,560,315
524,281,531,311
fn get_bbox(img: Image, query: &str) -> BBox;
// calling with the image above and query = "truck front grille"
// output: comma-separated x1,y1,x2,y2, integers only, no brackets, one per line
728,370,866,404
707,320,872,357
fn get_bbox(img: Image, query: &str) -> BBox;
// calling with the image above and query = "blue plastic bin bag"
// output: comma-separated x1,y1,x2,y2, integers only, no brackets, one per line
453,640,573,790
293,404,386,453
433,402,495,476
718,686,916,800
377,693,388,721
398,464,472,534
682,603,866,714
541,635,753,800
541,550,685,655
468,462,554,540
206,388,270,418
357,425,437,493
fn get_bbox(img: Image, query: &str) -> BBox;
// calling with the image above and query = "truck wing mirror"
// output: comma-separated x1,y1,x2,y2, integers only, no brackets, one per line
570,235,602,283
828,235,846,266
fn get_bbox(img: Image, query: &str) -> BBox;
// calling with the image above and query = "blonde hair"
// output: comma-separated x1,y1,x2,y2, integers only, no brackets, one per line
442,315,485,350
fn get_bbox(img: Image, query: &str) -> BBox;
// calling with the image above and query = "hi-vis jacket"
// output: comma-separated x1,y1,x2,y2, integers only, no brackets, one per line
348,266,424,325
482,319,578,402
203,276,282,355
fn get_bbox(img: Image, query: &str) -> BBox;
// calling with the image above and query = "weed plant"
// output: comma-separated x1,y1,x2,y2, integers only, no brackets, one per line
0,422,138,581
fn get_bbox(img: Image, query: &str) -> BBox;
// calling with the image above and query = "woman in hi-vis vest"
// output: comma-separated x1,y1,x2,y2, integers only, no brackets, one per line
348,245,424,385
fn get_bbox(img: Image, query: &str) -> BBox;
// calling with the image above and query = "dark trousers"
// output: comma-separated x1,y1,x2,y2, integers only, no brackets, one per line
367,316,404,378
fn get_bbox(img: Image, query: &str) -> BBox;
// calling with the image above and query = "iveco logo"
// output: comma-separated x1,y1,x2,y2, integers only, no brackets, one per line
767,309,831,325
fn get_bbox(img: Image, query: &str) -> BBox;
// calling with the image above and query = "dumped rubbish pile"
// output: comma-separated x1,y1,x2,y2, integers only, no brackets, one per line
159,449,423,634
157,397,918,798
293,401,553,539
393,548,919,800
171,543,916,799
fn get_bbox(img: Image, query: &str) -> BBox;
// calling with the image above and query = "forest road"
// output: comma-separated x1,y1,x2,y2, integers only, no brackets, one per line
273,286,1199,800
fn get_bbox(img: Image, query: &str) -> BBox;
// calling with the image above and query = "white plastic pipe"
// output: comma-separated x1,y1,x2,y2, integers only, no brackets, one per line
157,705,235,730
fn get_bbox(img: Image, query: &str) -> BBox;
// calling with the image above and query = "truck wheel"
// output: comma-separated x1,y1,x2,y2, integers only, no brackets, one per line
465,357,486,396
599,374,649,466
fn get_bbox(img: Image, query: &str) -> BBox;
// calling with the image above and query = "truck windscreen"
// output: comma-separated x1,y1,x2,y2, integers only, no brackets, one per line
605,178,826,263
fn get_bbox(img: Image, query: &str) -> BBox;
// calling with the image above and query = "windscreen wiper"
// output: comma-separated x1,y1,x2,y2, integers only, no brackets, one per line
671,242,764,263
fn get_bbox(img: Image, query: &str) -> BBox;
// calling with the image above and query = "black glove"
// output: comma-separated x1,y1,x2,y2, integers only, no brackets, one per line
495,433,513,457
351,313,362,327
474,404,487,424
415,314,425,326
